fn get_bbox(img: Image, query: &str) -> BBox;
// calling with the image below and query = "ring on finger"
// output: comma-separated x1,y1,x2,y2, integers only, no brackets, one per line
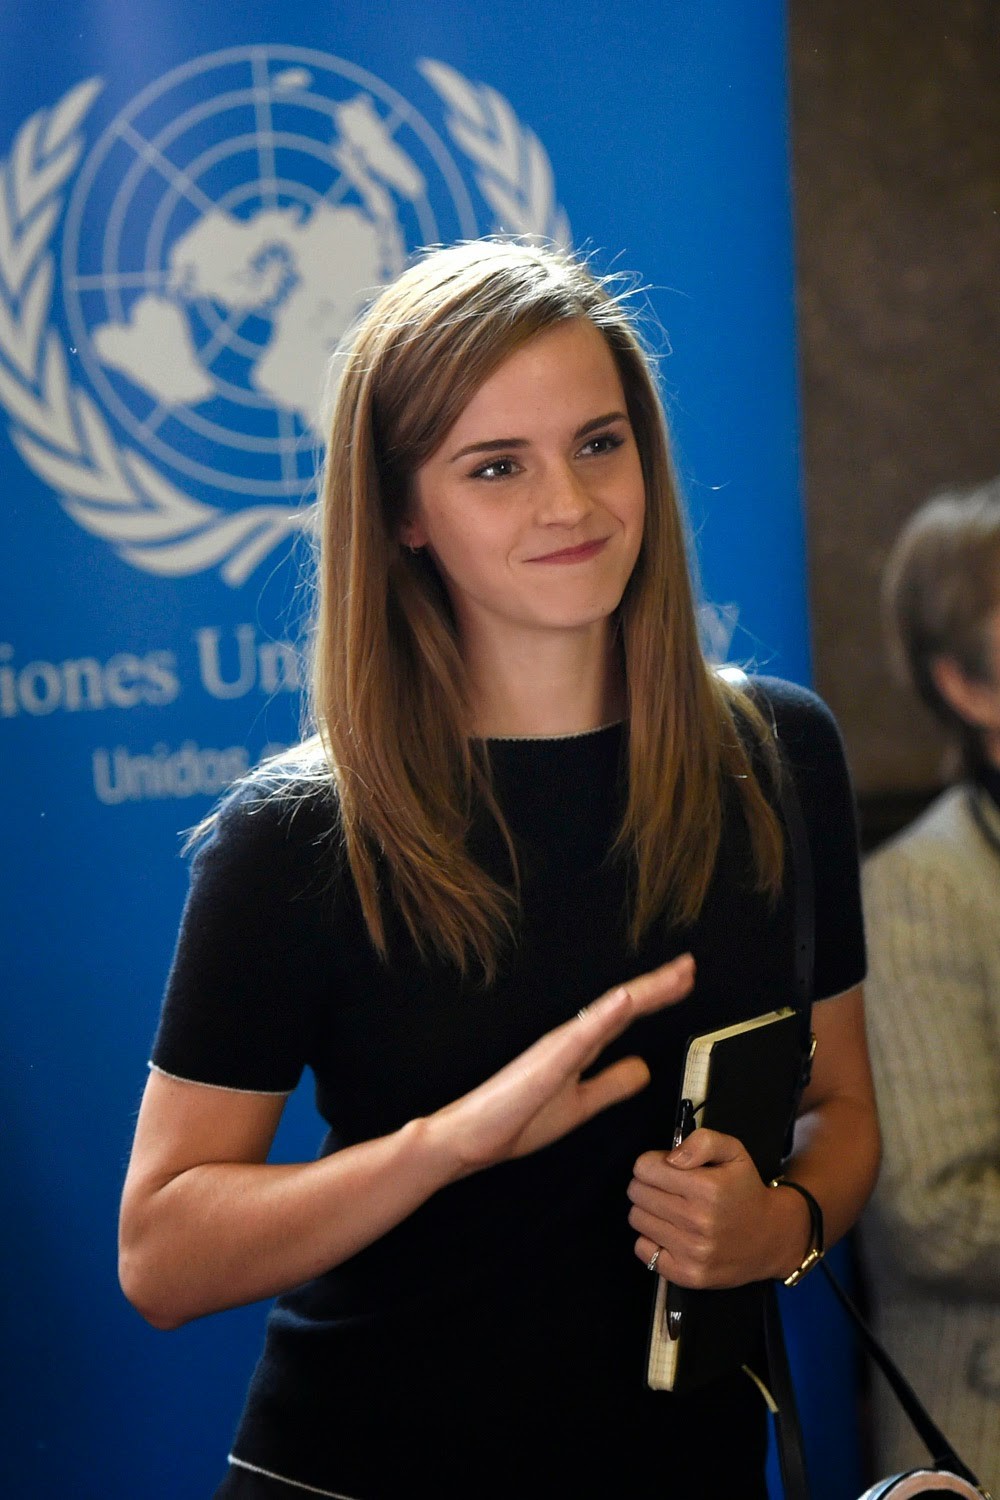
646,1247,661,1273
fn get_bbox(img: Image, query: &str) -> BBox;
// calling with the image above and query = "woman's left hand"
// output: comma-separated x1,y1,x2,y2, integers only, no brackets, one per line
627,1128,801,1288
629,988,881,1289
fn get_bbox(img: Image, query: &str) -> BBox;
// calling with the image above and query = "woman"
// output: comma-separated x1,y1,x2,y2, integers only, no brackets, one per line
119,237,879,1498
859,482,1000,1497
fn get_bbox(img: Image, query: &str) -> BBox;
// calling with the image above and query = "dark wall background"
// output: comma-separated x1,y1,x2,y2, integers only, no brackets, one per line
788,0,1000,847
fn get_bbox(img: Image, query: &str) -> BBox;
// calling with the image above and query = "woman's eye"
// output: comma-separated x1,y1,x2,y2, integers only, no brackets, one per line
580,431,625,458
471,456,520,481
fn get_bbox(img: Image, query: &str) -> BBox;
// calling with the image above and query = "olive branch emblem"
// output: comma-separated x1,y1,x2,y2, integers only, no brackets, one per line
0,78,308,585
419,59,571,248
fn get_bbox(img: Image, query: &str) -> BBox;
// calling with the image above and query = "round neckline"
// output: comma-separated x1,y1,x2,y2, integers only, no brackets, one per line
482,720,624,744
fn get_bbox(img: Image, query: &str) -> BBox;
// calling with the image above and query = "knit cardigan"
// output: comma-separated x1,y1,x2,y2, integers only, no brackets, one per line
859,781,1000,1496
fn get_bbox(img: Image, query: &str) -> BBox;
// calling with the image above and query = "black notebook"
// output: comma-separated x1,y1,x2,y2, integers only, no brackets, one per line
646,1005,805,1393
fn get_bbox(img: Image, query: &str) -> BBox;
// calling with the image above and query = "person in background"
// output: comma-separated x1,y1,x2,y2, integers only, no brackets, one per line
859,479,1000,1496
118,237,879,1499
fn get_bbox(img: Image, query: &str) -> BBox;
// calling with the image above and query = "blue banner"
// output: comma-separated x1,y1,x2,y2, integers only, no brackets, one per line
0,4,854,1497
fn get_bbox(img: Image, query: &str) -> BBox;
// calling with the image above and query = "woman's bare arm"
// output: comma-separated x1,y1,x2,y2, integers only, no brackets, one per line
776,981,882,1260
119,952,695,1329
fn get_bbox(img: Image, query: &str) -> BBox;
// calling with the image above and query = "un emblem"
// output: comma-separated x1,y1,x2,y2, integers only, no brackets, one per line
0,46,570,584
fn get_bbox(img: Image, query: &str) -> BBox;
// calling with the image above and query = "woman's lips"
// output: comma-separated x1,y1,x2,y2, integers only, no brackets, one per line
524,537,610,564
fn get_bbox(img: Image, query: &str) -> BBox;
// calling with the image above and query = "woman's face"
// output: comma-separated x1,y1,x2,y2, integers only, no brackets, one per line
932,601,1000,768
404,318,646,656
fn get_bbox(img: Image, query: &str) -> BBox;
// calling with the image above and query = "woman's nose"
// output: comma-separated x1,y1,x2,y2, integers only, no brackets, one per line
536,462,592,524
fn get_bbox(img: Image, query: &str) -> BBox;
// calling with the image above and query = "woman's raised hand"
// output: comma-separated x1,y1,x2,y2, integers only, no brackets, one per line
429,954,695,1180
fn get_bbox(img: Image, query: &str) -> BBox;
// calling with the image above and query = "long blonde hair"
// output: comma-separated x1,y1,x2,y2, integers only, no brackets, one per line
305,237,782,978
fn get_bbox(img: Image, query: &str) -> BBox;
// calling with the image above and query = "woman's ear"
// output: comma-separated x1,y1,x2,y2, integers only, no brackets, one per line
398,516,428,552
930,654,1000,730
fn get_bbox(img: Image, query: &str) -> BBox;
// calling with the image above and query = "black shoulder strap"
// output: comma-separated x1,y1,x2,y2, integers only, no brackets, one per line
717,665,815,1071
721,668,818,1498
774,747,816,1086
816,1267,982,1487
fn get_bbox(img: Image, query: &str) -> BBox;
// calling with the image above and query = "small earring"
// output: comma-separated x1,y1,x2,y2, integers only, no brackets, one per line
405,541,422,555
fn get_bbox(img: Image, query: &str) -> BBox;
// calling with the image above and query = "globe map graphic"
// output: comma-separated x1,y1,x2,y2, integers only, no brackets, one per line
60,46,477,504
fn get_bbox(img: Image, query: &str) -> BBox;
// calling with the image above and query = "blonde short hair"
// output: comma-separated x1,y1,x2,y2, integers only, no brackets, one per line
883,478,1000,764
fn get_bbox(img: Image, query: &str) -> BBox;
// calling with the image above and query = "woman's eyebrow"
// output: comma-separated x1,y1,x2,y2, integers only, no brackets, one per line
574,410,629,439
449,436,529,463
448,410,629,464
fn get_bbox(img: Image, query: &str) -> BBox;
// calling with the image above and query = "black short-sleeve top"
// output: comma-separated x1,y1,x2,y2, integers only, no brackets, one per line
149,675,865,1497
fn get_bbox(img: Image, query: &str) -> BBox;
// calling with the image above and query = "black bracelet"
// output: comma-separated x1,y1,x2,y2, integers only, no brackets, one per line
769,1176,825,1287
